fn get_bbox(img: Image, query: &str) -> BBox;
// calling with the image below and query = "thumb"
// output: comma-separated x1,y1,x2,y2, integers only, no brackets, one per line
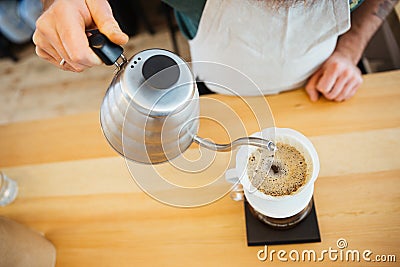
305,70,322,102
86,0,129,45
305,84,319,102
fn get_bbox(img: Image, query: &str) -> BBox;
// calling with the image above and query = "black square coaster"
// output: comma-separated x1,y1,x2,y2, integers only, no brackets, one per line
244,198,321,246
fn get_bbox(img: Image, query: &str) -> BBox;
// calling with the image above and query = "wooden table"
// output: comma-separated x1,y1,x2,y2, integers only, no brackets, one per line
0,70,399,266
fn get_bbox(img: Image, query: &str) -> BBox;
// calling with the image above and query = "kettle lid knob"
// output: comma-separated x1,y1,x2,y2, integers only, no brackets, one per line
142,55,180,89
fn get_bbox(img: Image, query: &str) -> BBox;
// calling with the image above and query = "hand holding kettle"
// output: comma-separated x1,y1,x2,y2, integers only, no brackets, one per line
33,0,128,72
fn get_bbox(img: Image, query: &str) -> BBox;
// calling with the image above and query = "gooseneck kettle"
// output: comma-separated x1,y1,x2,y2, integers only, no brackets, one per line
88,30,276,164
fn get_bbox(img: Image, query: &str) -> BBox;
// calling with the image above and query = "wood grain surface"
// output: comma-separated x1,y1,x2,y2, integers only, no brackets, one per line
0,60,399,265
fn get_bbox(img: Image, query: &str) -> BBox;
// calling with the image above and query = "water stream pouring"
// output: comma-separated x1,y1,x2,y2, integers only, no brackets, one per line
89,30,276,164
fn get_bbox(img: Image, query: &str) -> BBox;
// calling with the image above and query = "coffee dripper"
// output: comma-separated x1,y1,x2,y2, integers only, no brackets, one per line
88,31,276,164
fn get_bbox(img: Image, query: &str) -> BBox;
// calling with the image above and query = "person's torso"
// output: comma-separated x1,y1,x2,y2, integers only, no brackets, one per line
188,0,350,96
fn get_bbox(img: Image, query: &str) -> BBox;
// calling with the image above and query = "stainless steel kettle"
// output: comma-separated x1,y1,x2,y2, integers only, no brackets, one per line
89,31,276,164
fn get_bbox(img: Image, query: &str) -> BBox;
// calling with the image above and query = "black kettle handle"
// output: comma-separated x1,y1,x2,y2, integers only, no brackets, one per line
87,29,124,66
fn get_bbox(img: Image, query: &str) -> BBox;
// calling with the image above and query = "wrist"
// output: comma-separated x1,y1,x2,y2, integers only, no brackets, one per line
334,34,365,65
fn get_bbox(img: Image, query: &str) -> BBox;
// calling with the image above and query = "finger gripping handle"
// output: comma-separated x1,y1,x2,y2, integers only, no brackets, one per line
88,30,124,65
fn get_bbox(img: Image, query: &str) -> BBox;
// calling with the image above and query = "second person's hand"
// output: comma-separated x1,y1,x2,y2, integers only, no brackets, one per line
33,0,129,72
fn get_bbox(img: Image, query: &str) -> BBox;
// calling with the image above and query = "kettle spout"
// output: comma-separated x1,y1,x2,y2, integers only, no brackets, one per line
193,135,276,152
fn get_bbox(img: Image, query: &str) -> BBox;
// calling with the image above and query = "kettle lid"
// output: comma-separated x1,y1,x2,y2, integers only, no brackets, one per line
142,54,180,89
121,49,195,116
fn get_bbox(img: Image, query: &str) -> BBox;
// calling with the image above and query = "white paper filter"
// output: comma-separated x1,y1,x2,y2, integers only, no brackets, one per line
235,127,320,218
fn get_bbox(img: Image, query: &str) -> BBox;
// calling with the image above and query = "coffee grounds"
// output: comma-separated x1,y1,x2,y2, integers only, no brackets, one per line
247,142,308,196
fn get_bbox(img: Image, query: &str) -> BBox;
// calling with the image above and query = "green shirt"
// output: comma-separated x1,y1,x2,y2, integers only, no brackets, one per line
163,0,364,40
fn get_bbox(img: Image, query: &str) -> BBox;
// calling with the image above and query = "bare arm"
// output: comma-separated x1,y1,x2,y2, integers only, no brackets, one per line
306,0,399,102
337,0,399,64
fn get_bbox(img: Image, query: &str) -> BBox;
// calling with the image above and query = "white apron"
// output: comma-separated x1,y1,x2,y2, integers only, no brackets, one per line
189,0,350,96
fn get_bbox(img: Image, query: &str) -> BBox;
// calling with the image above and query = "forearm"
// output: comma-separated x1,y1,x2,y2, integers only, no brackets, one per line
335,0,399,64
